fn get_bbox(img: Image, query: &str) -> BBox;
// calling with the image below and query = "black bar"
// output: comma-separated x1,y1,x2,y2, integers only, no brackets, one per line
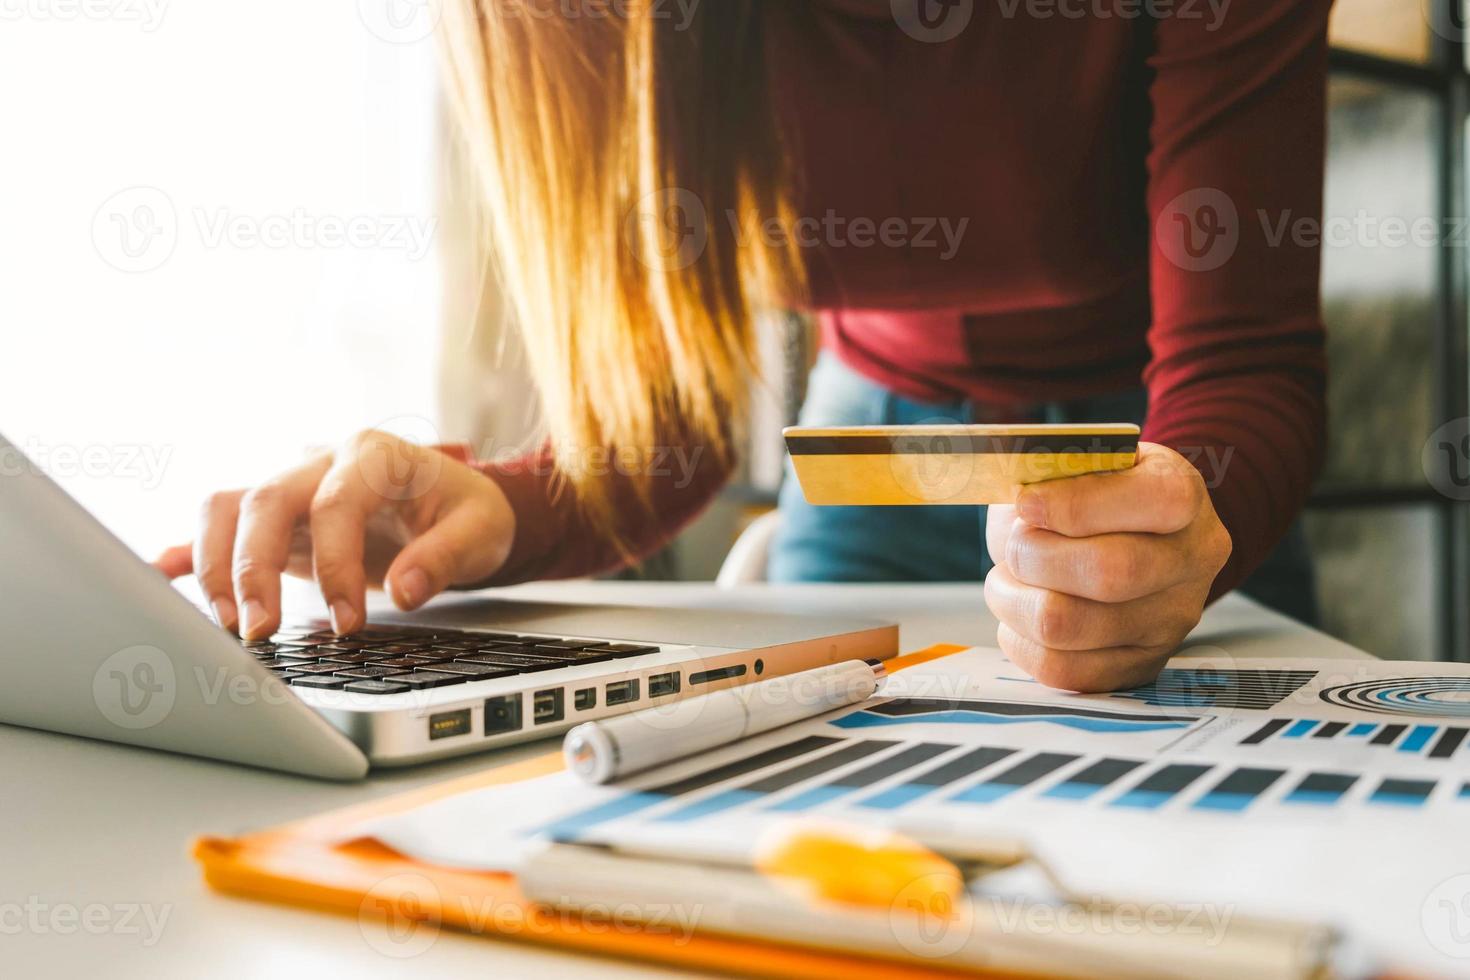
1312,722,1348,739
783,433,1138,456
1131,764,1213,795
1288,772,1359,802
1206,767,1286,798
986,753,1081,788
1240,718,1290,745
1054,758,1144,789
1430,727,1469,759
1370,724,1407,746
1371,778,1437,805
740,740,894,795
648,736,842,797
909,746,1016,788
831,742,956,789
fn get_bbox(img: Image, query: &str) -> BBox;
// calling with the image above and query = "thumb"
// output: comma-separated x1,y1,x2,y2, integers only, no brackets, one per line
384,500,513,610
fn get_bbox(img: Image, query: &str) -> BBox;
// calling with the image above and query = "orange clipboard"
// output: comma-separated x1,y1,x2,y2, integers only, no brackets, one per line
192,645,1017,979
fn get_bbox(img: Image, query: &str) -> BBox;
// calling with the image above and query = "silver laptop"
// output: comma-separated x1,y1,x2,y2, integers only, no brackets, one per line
0,433,897,780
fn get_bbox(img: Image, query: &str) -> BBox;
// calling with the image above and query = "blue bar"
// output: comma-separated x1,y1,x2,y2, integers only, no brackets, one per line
1282,720,1318,738
1193,793,1256,812
1112,789,1176,810
951,782,1023,804
765,784,853,813
1283,789,1346,805
1460,783,1470,800
1346,723,1376,737
1283,772,1357,806
1399,725,1438,753
538,792,670,840
1042,781,1107,801
855,783,935,810
654,789,761,823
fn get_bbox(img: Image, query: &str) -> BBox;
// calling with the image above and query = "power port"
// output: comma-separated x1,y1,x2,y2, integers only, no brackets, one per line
483,694,522,735
533,688,565,725
605,678,640,706
428,708,471,741
574,687,596,711
649,672,680,698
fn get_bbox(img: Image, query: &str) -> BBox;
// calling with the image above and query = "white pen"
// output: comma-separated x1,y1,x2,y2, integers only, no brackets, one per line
563,659,887,784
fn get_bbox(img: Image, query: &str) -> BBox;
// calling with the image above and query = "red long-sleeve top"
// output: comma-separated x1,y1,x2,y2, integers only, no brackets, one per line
479,0,1331,600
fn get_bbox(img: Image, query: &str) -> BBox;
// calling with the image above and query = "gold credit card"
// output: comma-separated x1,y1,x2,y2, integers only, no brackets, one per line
783,423,1141,506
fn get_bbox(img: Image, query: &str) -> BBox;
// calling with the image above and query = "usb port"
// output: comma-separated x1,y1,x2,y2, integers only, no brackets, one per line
574,687,596,711
605,679,640,706
648,672,680,698
483,694,522,735
533,688,565,725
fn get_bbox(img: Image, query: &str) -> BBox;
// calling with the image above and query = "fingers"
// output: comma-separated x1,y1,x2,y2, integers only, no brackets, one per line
1015,441,1204,538
984,563,1200,652
385,495,514,610
308,454,390,636
995,623,1168,693
1002,520,1190,602
985,504,1014,572
153,543,194,580
232,458,331,639
195,490,245,631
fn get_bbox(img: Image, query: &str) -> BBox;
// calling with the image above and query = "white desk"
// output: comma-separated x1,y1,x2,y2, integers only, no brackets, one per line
3,583,1371,978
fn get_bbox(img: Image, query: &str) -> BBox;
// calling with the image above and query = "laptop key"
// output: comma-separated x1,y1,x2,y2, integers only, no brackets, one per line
522,647,619,665
376,656,439,669
342,679,412,695
390,670,465,689
260,657,314,669
455,653,563,672
271,649,323,661
534,638,609,650
334,665,408,679
601,643,661,655
407,651,460,663
373,643,430,655
319,652,393,664
431,662,518,679
290,676,348,690
288,662,348,675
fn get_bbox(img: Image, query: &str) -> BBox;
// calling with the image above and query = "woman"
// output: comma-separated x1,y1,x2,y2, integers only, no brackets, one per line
158,1,1331,692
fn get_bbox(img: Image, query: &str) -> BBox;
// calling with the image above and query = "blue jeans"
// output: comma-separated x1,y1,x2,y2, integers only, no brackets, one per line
770,354,1320,626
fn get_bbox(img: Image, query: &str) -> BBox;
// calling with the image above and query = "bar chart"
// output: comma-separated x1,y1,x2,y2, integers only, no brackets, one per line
537,733,1470,841
1240,717,1470,758
831,697,1201,735
1105,668,1318,709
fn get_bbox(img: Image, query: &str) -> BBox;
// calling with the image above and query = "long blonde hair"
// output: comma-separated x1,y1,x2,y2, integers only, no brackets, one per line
437,1,802,537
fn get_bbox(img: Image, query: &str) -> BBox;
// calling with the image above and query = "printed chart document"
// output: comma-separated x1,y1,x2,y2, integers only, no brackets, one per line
364,648,1470,976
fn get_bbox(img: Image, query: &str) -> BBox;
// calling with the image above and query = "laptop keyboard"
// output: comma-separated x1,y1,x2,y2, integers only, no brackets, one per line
241,622,661,695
